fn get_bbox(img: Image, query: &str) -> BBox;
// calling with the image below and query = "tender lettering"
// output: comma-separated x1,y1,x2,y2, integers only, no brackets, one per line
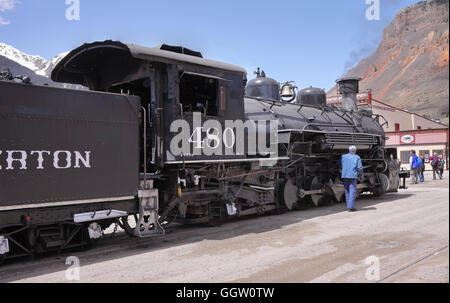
0,150,91,170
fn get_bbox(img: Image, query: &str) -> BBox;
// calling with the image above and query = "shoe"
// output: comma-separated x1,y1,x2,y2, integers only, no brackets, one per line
348,208,357,212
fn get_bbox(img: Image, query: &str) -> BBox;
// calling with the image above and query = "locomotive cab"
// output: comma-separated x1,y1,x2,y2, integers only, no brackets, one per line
52,40,248,164
52,40,251,226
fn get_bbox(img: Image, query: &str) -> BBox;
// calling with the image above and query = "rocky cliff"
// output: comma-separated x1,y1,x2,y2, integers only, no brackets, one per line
329,0,449,125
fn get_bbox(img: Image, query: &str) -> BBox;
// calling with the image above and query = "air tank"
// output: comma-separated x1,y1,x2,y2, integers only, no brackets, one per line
296,86,327,107
245,68,280,101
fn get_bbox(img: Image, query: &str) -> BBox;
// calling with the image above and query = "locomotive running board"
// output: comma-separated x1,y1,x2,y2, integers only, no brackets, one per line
0,196,136,211
74,210,128,223
165,157,289,165
134,180,165,238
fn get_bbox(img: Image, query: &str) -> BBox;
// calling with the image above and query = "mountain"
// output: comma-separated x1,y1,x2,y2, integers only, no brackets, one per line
328,0,449,125
0,42,69,78
0,42,82,89
37,52,69,78
0,55,54,85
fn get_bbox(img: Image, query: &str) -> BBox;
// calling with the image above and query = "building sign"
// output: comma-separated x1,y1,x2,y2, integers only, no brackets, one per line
371,105,396,112
400,134,415,144
327,91,372,106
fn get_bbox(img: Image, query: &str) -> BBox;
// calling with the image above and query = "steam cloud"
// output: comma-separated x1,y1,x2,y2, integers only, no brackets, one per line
343,0,417,73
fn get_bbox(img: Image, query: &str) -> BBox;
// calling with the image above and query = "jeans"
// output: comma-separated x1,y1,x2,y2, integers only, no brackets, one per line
343,178,357,210
411,168,419,184
418,171,424,182
432,166,439,180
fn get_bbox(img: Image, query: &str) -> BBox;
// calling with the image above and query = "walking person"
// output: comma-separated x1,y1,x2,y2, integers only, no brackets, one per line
341,146,363,212
430,153,440,180
438,156,445,179
418,154,425,182
409,150,420,184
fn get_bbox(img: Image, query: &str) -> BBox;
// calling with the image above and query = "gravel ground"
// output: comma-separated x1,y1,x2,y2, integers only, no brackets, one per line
0,171,448,283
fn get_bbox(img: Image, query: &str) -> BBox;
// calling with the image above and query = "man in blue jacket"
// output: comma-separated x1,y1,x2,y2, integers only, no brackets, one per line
410,150,420,184
341,146,363,212
417,155,424,182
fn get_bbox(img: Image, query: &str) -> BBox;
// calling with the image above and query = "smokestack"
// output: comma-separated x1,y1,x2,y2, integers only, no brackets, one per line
336,77,362,112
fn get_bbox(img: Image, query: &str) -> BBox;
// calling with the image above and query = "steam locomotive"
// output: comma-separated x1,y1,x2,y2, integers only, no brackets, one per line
0,41,400,261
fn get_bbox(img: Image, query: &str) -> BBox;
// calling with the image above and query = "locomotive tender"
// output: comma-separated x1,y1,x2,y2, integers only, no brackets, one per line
0,41,400,261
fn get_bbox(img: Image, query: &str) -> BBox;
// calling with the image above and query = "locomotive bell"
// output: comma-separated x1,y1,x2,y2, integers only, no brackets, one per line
280,81,297,102
281,84,294,98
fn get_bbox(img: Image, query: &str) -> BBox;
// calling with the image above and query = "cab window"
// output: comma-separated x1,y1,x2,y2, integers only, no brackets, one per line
179,73,219,116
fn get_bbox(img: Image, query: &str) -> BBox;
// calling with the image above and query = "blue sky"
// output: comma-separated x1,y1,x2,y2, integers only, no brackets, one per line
0,0,421,90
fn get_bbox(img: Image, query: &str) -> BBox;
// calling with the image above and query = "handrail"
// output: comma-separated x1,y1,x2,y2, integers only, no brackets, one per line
141,106,148,187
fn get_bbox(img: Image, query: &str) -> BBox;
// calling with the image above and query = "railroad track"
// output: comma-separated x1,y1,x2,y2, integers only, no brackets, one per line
377,244,449,283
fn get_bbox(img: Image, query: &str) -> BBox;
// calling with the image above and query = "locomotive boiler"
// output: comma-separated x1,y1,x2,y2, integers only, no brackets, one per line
0,40,399,261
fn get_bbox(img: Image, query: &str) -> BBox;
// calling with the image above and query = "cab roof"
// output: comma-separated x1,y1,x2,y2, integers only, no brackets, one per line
51,40,247,85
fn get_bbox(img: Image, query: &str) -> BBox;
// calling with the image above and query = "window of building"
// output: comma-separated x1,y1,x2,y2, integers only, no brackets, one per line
419,150,430,163
417,126,422,130
432,149,444,159
395,123,400,131
401,151,411,164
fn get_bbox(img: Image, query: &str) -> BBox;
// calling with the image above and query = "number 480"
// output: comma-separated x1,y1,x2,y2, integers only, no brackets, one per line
188,127,235,149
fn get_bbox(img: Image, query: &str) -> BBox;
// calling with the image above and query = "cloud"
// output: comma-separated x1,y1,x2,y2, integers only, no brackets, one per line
0,16,10,25
0,0,18,11
0,0,19,25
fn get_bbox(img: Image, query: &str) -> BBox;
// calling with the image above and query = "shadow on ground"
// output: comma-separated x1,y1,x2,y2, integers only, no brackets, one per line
0,191,416,282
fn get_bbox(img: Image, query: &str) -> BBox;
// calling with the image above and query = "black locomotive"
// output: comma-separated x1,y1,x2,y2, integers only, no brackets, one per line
0,41,400,261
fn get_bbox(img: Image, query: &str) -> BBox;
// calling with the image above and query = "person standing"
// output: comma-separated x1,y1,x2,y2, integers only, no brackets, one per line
418,154,425,182
341,146,363,212
430,153,440,180
438,156,445,179
409,151,420,184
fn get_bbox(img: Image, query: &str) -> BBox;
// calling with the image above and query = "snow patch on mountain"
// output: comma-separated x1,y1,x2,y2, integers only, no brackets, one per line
36,52,69,77
0,42,68,77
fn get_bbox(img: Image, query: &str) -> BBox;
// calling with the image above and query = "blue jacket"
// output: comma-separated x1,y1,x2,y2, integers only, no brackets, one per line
341,153,363,179
410,155,420,169
416,157,423,168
